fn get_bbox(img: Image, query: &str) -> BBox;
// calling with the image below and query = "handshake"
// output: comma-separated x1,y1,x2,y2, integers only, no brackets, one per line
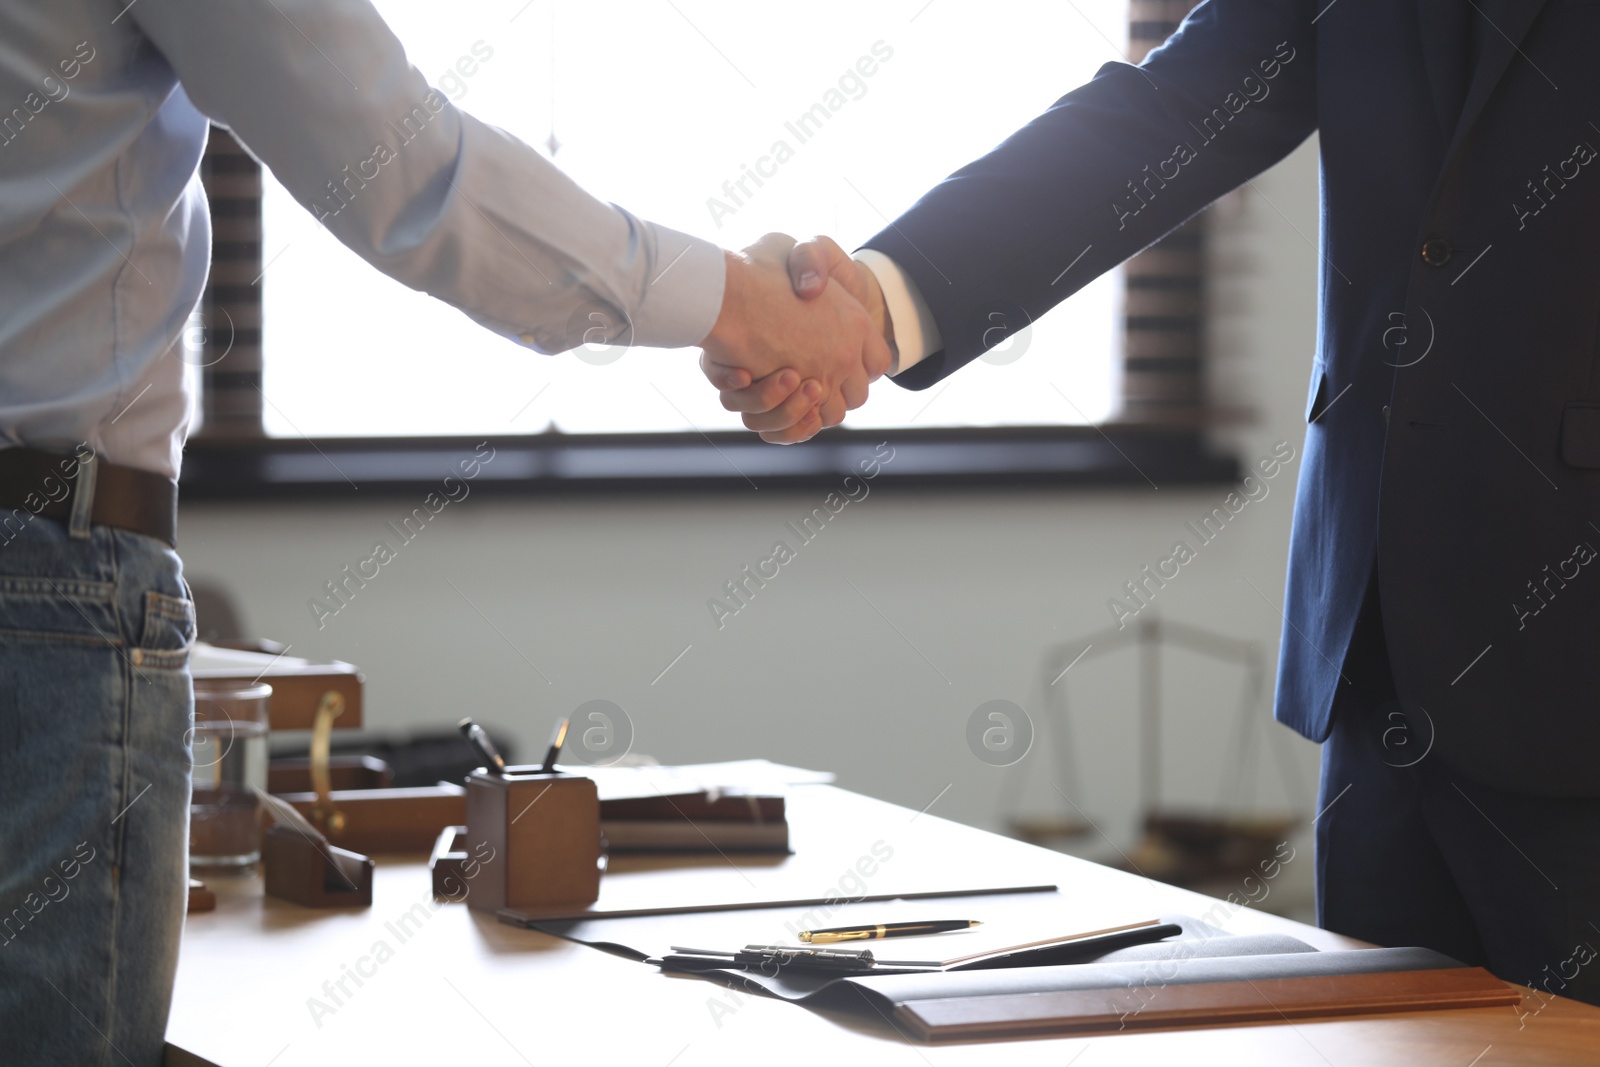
698,234,893,445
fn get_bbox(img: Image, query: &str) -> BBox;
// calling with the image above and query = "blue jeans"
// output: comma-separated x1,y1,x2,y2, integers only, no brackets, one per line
0,516,194,1066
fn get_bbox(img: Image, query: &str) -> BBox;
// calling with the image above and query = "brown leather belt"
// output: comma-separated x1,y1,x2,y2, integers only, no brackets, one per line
0,447,177,548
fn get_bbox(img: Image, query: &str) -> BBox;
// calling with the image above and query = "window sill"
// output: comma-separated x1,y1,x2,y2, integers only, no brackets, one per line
179,425,1239,500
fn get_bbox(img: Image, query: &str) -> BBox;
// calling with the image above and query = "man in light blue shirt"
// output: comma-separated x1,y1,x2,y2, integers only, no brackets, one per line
0,3,884,1062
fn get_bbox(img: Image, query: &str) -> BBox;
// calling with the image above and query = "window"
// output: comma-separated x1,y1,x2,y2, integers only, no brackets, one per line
255,0,1126,440
185,0,1238,496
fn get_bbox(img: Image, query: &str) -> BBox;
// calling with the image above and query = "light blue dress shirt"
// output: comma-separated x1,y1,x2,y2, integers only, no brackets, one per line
0,0,725,479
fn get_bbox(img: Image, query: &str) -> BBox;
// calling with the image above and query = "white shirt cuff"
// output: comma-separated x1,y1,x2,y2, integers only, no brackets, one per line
627,221,726,350
853,248,942,375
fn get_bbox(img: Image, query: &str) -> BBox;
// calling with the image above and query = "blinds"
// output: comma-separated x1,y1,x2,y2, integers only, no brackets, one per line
1122,0,1209,426
193,127,265,438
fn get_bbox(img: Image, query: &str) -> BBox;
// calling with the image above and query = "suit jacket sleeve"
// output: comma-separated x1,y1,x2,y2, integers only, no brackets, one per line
862,0,1319,389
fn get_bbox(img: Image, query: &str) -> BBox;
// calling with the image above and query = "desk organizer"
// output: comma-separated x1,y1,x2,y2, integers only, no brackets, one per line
261,824,374,908
429,825,475,900
463,769,603,913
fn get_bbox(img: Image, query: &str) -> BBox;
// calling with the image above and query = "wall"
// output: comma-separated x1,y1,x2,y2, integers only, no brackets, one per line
178,136,1324,906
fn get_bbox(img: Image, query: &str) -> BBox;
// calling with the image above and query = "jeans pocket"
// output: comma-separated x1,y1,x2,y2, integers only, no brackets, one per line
137,590,195,670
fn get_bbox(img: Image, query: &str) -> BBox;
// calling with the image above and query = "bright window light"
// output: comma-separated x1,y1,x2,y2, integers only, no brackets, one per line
261,0,1125,438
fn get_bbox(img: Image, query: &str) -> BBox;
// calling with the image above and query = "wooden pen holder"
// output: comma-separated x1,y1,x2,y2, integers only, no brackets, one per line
463,769,603,913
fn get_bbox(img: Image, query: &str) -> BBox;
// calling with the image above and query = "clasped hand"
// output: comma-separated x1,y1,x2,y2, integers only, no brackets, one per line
700,234,890,444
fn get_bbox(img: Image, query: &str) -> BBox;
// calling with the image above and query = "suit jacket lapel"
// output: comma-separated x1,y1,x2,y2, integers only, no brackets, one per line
1441,0,1552,164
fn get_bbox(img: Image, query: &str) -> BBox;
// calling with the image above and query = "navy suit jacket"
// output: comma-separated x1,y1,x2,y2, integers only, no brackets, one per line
862,0,1600,796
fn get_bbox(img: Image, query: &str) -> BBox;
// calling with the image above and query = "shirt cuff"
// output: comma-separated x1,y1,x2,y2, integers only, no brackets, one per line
853,248,942,375
626,220,727,350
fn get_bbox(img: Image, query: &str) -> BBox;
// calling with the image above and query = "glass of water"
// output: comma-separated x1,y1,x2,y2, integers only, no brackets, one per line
189,680,271,867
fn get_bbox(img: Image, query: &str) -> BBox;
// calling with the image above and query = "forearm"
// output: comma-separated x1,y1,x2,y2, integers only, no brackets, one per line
863,0,1319,385
131,0,723,353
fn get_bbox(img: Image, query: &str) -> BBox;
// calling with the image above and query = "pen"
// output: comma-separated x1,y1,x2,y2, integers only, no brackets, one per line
457,718,507,776
799,919,982,944
540,717,570,773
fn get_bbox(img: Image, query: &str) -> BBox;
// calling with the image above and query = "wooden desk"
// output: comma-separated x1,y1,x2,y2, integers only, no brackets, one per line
165,785,1600,1066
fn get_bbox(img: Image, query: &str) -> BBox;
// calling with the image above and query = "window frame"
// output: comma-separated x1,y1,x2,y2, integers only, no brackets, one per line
180,424,1238,500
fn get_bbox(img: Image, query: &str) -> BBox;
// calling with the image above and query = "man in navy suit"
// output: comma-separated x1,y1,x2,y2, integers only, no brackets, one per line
706,0,1600,1003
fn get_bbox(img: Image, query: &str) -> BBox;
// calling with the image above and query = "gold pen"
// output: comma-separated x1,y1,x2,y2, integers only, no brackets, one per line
799,920,981,944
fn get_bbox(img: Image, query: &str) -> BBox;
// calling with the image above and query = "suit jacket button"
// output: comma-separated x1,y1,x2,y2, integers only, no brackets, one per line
1382,404,1391,425
1421,238,1453,267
